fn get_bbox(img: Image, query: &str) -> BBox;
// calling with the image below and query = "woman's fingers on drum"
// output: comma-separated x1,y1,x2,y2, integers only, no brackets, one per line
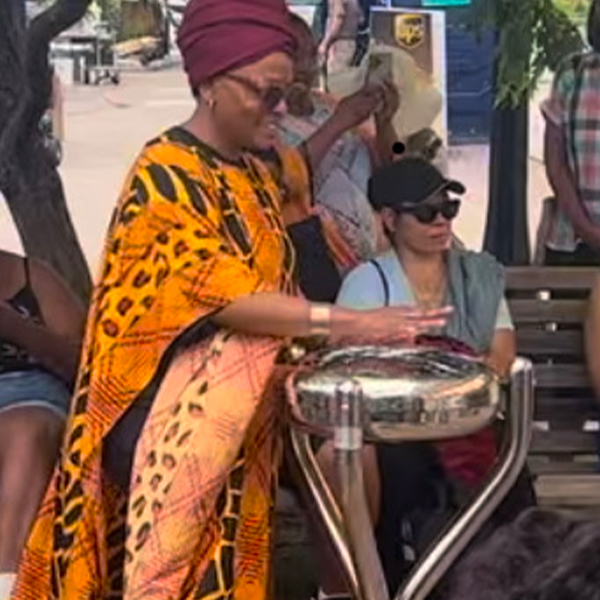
346,329,417,344
410,323,443,336
370,332,416,344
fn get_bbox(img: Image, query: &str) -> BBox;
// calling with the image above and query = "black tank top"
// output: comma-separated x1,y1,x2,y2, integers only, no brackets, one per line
0,258,44,374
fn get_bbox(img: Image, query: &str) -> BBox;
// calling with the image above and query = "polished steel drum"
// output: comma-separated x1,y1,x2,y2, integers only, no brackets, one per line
287,345,500,442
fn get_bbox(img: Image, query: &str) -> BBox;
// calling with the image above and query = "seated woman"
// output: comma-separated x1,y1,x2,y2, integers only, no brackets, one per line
277,13,397,266
0,250,85,599
337,157,515,372
253,13,401,303
314,158,535,597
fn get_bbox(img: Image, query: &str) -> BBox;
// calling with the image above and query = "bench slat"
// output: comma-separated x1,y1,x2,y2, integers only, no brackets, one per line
531,430,597,454
506,268,598,291
515,329,584,357
528,458,599,476
535,474,600,507
534,364,590,389
534,398,599,423
508,300,587,324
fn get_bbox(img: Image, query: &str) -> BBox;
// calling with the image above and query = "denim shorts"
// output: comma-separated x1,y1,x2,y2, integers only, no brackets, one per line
0,369,71,418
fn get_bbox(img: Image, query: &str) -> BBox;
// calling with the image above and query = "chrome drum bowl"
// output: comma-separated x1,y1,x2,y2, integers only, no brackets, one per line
287,345,500,443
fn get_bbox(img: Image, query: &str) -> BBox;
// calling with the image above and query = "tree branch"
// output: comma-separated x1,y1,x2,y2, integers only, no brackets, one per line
0,0,93,302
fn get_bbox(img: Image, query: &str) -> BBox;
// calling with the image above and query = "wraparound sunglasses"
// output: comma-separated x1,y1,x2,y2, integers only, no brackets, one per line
401,199,461,224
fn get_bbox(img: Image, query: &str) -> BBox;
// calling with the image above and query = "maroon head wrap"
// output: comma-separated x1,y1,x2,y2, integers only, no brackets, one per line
177,0,297,90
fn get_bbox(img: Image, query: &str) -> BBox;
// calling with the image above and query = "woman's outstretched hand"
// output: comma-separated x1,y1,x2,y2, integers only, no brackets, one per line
332,305,453,345
332,84,384,131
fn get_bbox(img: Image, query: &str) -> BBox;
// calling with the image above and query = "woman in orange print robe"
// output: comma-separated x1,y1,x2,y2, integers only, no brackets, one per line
11,2,450,600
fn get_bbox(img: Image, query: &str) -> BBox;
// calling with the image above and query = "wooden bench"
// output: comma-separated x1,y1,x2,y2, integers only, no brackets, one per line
506,267,600,512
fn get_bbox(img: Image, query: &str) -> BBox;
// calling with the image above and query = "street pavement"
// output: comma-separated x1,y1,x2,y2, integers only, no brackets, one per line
0,62,551,271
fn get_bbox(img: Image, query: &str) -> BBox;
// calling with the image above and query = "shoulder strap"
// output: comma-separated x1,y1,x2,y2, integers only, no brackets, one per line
369,258,390,307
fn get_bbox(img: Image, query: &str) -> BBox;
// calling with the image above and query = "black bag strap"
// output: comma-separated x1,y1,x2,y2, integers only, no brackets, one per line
369,259,390,307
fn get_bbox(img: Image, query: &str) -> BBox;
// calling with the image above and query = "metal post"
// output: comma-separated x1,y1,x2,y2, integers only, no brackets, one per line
333,381,389,600
289,428,361,598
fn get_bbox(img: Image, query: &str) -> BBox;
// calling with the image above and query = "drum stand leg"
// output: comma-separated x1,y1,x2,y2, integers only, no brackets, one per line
289,359,534,600
395,358,535,600
334,440,389,600
289,428,360,597
289,381,389,600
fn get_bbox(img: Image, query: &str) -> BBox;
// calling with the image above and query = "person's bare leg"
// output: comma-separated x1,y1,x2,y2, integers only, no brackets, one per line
0,407,63,571
313,442,381,596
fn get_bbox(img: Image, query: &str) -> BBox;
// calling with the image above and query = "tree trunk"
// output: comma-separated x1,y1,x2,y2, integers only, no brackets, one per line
483,103,531,265
483,14,532,266
0,0,93,304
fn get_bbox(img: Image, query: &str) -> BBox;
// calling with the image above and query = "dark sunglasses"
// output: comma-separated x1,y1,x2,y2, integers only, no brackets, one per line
402,199,461,224
223,73,285,111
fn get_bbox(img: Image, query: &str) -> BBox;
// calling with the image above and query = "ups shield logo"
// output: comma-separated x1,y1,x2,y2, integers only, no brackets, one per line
394,14,425,50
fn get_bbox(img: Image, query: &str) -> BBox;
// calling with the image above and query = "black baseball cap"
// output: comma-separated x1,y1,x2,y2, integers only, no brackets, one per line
367,158,466,211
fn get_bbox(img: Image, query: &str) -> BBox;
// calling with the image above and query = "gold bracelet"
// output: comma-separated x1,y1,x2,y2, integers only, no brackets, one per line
309,304,332,337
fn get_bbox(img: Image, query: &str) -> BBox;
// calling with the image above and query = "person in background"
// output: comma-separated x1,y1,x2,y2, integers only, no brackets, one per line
254,14,384,301
278,13,398,267
0,250,85,600
10,2,450,599
318,0,363,78
352,0,374,67
542,0,600,266
315,158,534,597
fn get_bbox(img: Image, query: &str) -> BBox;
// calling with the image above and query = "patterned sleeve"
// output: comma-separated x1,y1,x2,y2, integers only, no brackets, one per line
275,143,313,223
92,152,266,362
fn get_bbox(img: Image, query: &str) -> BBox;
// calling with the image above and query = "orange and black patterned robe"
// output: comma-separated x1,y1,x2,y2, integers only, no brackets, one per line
13,127,299,600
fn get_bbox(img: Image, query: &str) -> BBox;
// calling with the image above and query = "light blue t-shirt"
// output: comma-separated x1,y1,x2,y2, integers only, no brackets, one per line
336,249,513,331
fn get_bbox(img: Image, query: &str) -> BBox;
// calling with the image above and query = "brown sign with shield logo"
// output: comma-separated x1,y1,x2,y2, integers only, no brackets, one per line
394,13,425,50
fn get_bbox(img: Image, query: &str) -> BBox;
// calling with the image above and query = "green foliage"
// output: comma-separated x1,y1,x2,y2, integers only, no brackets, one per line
469,0,585,107
95,0,121,32
552,0,589,24
118,0,163,41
